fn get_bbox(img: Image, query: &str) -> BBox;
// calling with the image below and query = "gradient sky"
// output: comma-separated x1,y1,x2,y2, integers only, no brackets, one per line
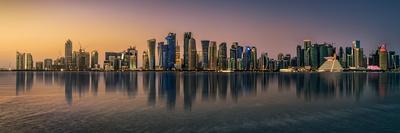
1,0,399,68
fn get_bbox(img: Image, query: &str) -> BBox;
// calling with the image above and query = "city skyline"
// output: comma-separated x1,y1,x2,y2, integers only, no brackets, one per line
1,0,400,68
13,34,400,72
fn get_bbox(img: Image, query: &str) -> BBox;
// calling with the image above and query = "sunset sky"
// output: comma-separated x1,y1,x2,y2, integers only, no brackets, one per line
1,0,399,68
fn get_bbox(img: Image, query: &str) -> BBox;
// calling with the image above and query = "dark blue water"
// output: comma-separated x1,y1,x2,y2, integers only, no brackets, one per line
0,72,400,133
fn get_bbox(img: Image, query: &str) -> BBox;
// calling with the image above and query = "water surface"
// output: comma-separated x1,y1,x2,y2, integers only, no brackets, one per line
1,72,400,133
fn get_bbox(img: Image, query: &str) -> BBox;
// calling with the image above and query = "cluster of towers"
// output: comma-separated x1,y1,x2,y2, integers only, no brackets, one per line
139,32,262,71
16,39,100,71
15,33,400,72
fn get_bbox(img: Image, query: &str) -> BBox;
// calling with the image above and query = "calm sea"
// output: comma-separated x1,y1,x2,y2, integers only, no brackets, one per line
0,72,400,133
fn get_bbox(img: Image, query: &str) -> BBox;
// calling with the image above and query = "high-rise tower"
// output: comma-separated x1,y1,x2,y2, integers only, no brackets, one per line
65,39,73,70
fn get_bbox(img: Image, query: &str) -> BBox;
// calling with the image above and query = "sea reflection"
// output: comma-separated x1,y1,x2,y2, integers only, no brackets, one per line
14,72,400,110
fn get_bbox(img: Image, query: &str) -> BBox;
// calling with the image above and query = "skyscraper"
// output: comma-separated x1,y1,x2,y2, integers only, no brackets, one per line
142,51,149,70
230,44,237,70
310,44,319,69
16,52,25,70
388,51,396,69
166,33,176,70
44,58,53,70
157,42,164,68
296,45,303,67
338,47,344,66
183,32,192,70
161,44,168,70
188,38,197,70
319,44,328,66
175,43,181,70
208,41,217,70
35,61,43,70
91,50,99,69
65,39,73,70
352,40,363,68
76,48,90,71
303,40,312,67
25,53,33,70
218,42,228,70
201,40,210,69
236,45,243,70
379,44,388,71
148,39,156,70
345,47,353,68
260,52,269,70
126,46,138,70
243,46,252,70
250,47,257,70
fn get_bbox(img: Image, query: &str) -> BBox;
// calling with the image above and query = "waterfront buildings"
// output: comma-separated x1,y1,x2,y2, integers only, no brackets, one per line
218,42,228,70
127,46,138,70
16,52,25,70
91,50,99,69
148,39,156,70
209,41,218,70
188,38,197,70
379,44,388,71
44,58,53,70
15,52,33,70
352,40,364,69
35,61,43,70
201,40,210,69
25,53,33,70
165,33,177,70
12,33,400,72
76,48,90,71
175,43,181,70
65,39,73,70
183,32,192,70
157,42,163,68
142,51,149,70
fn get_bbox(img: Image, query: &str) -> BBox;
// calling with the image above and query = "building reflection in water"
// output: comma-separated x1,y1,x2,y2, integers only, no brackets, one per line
104,72,138,97
16,71,33,95
158,72,177,110
14,72,400,109
143,72,156,106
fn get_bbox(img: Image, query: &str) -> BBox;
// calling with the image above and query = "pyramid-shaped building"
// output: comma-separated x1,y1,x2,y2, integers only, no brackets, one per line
318,56,343,72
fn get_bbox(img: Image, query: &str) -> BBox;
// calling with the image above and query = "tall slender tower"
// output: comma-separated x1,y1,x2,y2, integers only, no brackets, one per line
352,40,363,68
183,32,192,70
175,43,181,70
25,53,33,70
91,50,99,69
16,52,25,70
188,38,197,70
218,42,227,70
166,33,176,70
303,40,312,67
379,44,388,71
208,41,217,70
201,40,210,69
148,39,156,70
65,39,73,69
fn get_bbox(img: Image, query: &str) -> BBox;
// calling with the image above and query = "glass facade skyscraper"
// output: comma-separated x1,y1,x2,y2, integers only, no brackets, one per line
208,41,217,70
189,38,197,70
65,39,73,70
218,42,227,70
201,40,210,69
166,33,176,70
183,32,192,70
147,39,156,70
